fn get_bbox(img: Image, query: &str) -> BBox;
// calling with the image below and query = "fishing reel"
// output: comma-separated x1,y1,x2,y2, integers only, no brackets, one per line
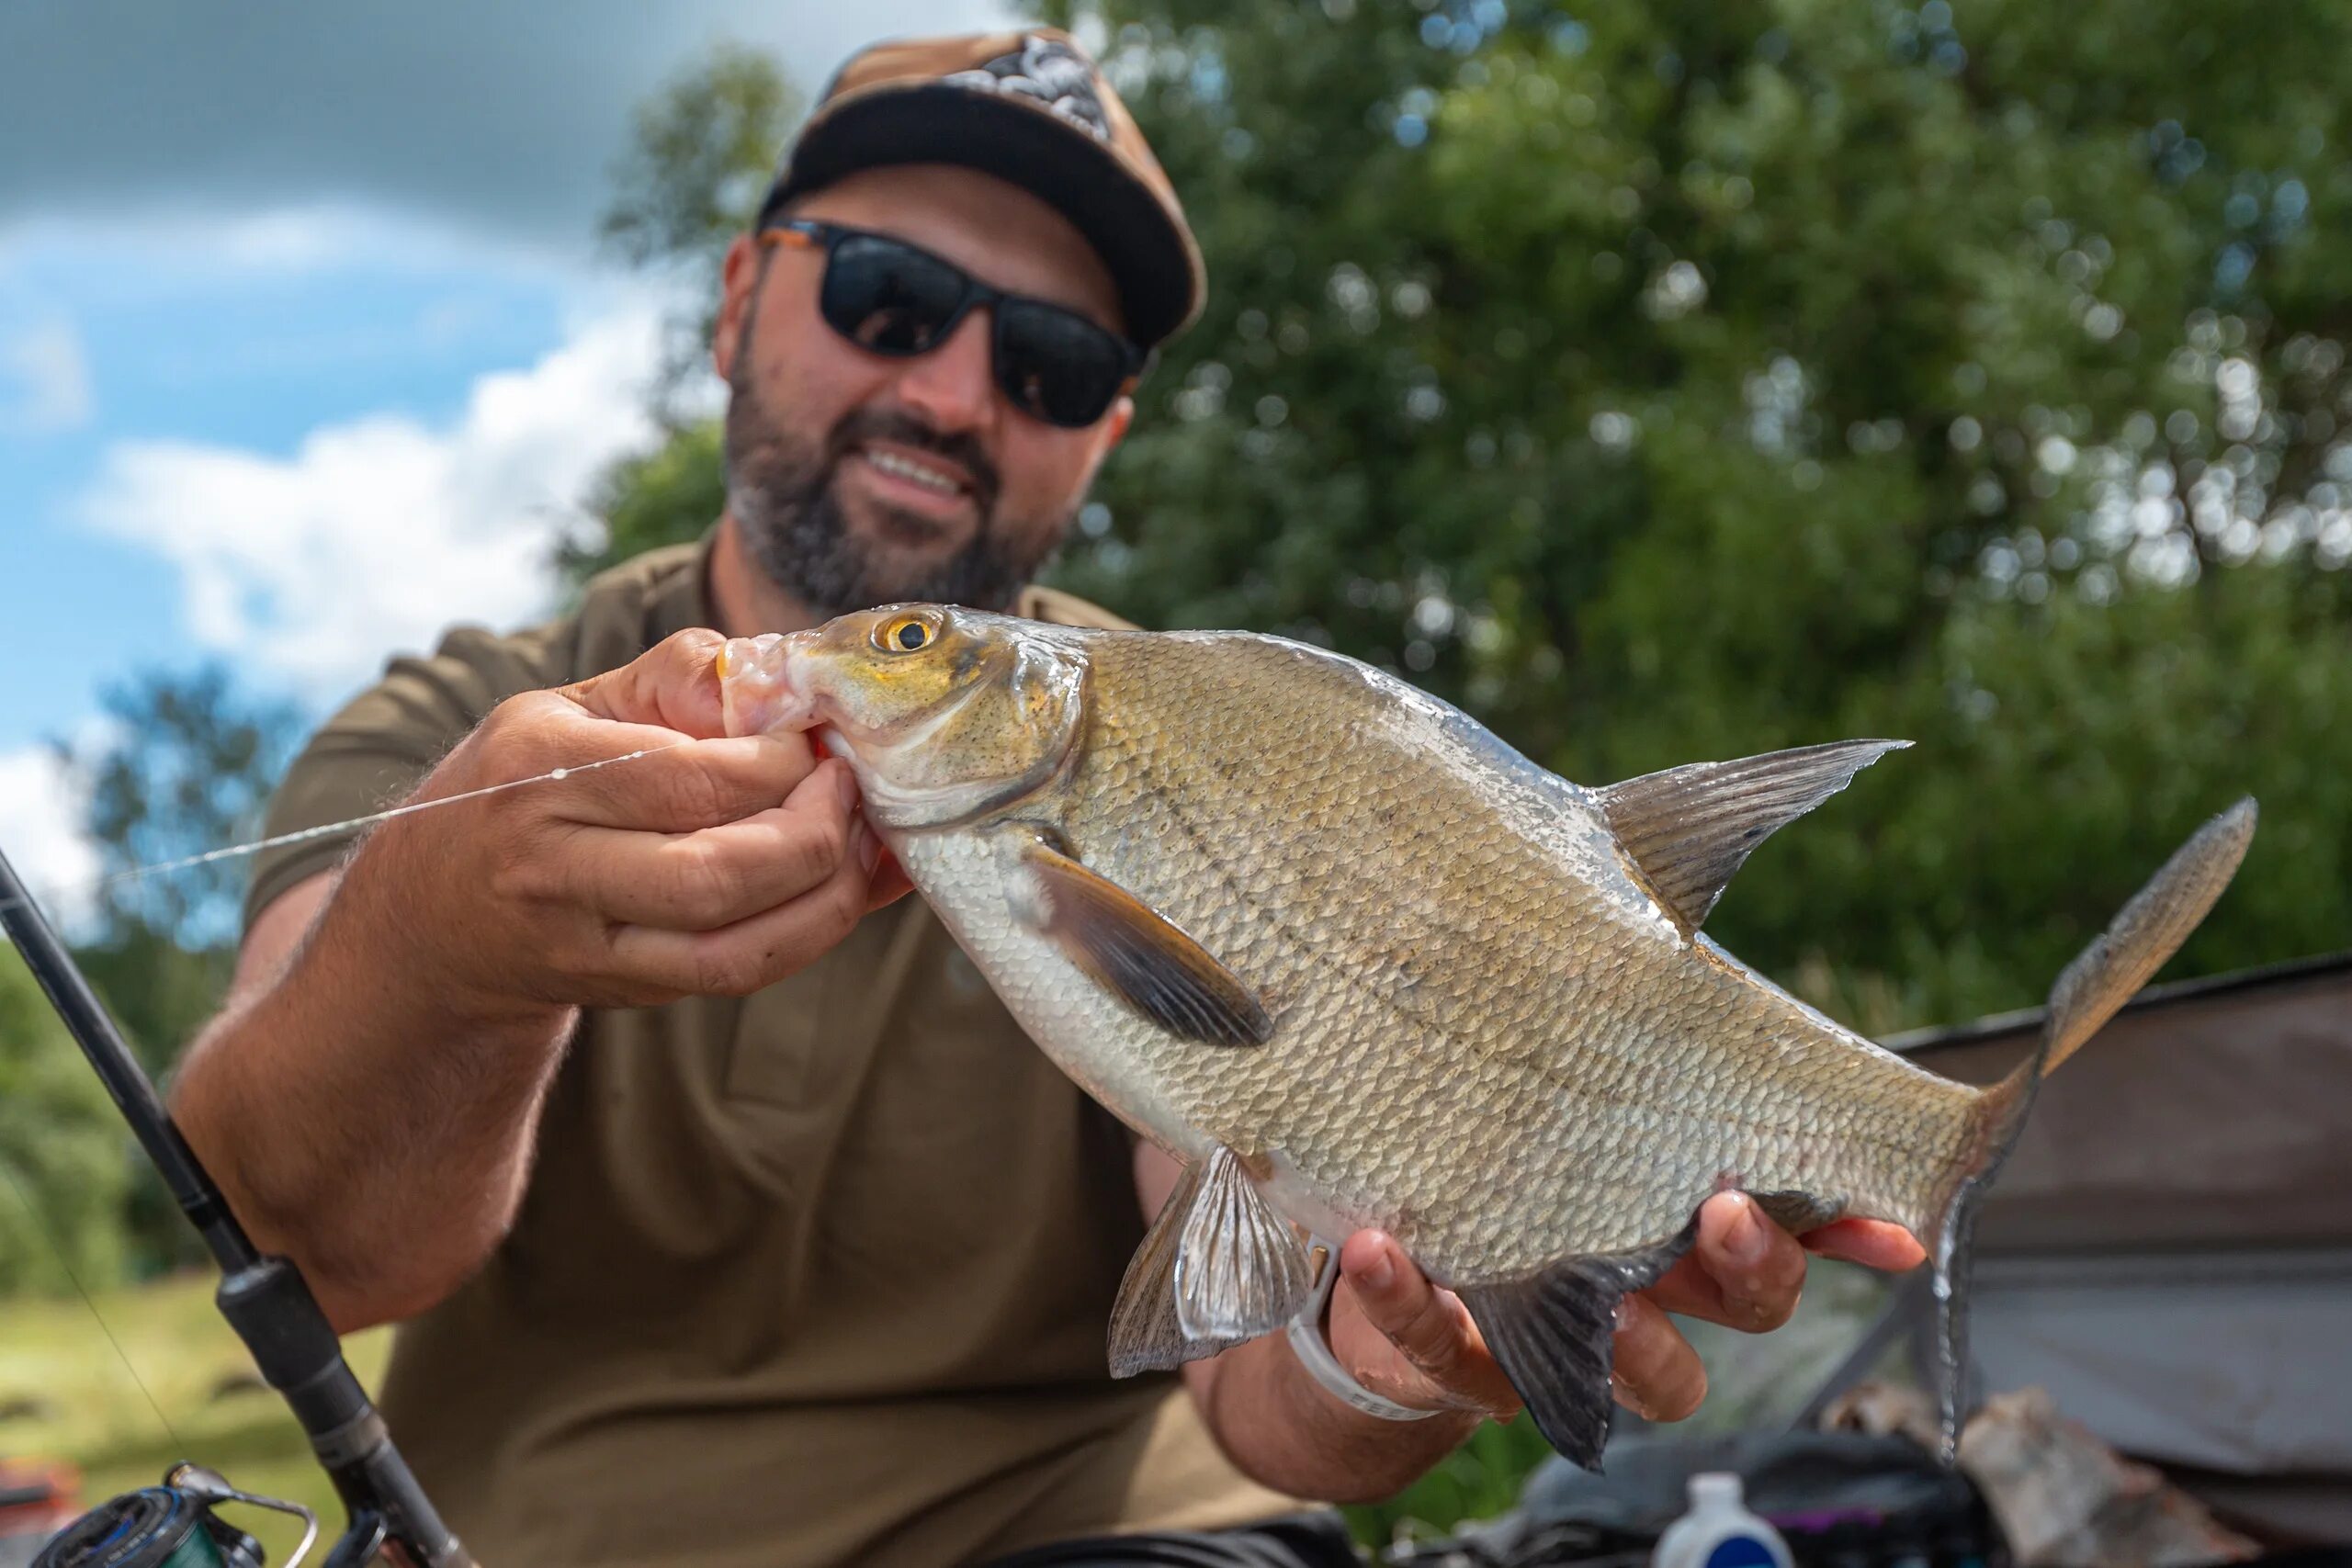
33,1465,320,1568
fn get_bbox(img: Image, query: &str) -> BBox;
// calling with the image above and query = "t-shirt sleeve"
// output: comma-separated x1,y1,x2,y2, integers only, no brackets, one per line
242,623,571,931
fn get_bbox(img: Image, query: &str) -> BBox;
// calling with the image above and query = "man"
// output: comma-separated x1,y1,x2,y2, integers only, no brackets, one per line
174,29,1921,1568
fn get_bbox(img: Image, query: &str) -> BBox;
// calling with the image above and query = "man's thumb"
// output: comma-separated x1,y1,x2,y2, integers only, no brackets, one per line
563,627,731,738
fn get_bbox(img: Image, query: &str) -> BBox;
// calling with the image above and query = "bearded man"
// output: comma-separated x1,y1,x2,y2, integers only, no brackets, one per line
174,29,1919,1568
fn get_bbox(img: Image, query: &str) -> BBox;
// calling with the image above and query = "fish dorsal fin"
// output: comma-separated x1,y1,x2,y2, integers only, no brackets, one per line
1011,836,1273,1046
1175,1145,1316,1342
1597,739,1909,936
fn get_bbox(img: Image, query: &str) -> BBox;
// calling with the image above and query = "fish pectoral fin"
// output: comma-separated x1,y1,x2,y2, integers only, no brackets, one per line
1597,739,1910,935
1457,1222,1697,1472
1109,1158,1246,1375
1174,1145,1317,1342
1010,837,1273,1047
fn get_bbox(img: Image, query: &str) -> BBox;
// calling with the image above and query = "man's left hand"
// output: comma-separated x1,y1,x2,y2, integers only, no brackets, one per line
1327,1191,1926,1421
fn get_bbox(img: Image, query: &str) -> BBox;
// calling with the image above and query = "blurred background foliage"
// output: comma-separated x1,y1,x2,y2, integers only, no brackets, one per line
576,0,2352,1037
6,0,2350,1547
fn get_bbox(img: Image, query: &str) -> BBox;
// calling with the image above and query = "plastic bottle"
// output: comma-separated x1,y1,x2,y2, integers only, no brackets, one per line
1651,1472,1796,1568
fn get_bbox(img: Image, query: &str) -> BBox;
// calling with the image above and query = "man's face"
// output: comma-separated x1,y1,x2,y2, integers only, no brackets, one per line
711,163,1135,615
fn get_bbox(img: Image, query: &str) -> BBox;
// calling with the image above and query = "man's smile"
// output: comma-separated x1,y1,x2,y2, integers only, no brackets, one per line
848,440,981,525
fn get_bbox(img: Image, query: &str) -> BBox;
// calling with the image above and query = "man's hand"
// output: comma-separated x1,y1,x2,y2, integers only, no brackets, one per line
1329,1193,1927,1420
174,626,916,1331
381,627,900,1014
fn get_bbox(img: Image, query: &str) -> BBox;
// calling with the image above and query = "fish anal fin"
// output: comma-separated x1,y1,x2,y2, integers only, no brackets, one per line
1598,739,1909,935
1458,1221,1698,1472
1109,1158,1245,1376
1175,1145,1316,1342
1010,836,1273,1046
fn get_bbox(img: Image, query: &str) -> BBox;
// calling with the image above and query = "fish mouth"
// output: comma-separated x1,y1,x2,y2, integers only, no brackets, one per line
716,628,820,738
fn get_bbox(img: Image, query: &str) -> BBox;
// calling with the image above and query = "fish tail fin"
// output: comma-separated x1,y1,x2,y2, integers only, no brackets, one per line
1907,797,2256,1462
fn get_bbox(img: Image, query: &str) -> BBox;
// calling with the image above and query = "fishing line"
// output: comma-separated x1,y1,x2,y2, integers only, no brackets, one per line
0,742,690,924
0,742,689,1472
0,1154,187,1453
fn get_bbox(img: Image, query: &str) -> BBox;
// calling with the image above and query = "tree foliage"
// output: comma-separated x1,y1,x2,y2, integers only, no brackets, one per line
574,6,2352,1038
0,944,130,1295
556,416,730,587
1028,0,2352,1027
42,667,303,1276
559,47,802,579
599,41,805,408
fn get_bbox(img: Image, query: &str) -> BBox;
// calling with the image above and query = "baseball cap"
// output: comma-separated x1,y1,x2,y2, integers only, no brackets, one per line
757,28,1205,348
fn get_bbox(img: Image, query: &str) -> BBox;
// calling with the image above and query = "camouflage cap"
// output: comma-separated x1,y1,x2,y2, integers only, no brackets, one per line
758,28,1205,348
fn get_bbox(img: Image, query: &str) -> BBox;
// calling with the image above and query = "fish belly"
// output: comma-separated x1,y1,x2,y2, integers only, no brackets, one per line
894,829,1221,1164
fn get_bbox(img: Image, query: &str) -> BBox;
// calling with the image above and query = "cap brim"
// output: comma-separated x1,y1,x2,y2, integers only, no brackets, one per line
763,84,1199,347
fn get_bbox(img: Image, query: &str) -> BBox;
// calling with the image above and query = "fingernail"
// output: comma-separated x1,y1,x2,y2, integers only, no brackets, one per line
1724,1194,1771,1267
832,763,860,813
1610,1371,1656,1421
1361,1249,1396,1293
852,819,881,874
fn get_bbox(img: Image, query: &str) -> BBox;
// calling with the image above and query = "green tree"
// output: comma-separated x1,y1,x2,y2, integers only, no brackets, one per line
1029,0,2352,1030
0,943,130,1295
53,666,301,1273
61,667,302,1067
574,10,2350,1031
560,48,801,581
557,413,731,587
600,40,807,398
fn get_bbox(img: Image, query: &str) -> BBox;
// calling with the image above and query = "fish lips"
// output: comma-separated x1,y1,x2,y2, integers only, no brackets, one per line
716,628,820,738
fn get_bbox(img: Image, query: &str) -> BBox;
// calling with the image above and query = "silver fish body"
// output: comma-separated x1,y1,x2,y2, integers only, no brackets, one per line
718,607,2256,1467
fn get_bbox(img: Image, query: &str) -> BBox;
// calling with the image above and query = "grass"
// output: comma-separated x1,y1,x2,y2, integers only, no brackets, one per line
0,1273,389,1564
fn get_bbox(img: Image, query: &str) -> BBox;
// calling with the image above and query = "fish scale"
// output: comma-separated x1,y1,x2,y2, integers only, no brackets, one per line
718,605,2255,1469
1030,632,1973,1278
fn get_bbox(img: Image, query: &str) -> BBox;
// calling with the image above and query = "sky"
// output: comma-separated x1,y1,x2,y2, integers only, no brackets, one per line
0,0,1007,909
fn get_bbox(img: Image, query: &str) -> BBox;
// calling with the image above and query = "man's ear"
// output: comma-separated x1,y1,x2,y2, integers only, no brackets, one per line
1101,393,1136,454
712,232,763,383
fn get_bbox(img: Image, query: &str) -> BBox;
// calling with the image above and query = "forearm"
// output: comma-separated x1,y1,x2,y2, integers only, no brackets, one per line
1188,1333,1481,1503
174,829,573,1331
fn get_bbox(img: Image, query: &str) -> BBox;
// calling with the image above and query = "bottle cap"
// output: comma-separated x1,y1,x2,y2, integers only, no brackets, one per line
1690,1472,1745,1508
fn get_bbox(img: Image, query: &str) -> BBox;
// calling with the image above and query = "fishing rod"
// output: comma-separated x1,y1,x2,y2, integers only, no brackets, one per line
0,843,472,1568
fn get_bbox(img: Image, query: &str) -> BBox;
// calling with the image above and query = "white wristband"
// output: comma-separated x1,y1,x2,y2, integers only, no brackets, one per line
1285,1236,1440,1422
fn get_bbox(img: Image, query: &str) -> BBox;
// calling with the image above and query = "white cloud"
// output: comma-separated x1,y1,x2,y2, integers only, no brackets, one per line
80,303,667,702
1,316,94,434
0,746,100,935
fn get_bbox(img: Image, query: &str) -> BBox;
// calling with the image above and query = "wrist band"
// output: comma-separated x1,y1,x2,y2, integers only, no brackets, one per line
1284,1236,1441,1422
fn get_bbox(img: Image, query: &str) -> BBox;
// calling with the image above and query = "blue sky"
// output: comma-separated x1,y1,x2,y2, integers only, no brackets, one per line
0,0,1004,905
0,216,572,741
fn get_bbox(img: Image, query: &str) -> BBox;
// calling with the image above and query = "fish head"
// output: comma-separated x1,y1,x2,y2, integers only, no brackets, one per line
718,604,1089,829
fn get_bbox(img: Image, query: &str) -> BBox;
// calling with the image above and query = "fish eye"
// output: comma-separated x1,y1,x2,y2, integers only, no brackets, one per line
877,615,934,654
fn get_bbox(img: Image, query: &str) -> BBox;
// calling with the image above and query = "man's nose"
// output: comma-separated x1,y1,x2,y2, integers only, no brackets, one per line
890,309,996,432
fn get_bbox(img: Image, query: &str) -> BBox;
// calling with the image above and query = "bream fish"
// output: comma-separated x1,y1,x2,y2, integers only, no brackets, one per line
717,605,2255,1466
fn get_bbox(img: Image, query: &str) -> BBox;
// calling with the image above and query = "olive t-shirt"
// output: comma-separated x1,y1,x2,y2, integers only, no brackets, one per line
243,539,1299,1568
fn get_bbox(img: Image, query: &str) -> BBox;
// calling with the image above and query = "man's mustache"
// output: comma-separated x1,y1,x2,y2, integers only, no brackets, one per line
824,408,1001,517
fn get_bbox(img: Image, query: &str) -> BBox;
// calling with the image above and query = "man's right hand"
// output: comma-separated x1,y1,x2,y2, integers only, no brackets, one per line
374,627,891,1013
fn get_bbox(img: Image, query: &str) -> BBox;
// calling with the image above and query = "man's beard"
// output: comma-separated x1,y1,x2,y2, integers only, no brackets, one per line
724,356,1069,617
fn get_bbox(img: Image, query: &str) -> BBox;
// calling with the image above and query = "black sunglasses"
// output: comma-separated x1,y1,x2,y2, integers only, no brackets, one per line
759,219,1148,429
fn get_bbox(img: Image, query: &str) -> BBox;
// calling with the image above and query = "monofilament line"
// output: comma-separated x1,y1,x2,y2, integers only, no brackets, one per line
0,743,688,922
0,1158,187,1453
